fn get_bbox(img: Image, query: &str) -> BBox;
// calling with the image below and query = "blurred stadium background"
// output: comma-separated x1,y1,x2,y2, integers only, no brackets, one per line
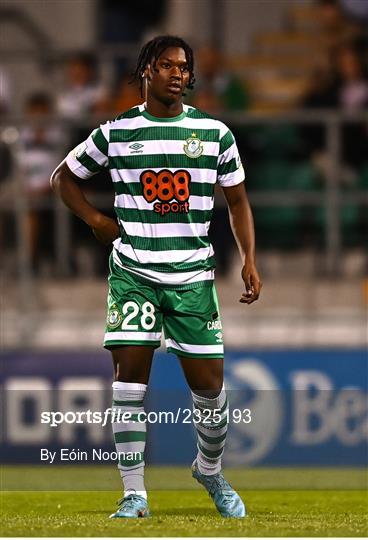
0,0,367,481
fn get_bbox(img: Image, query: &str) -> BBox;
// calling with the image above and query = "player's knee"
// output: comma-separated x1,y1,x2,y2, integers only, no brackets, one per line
112,359,146,383
114,367,147,384
192,375,223,397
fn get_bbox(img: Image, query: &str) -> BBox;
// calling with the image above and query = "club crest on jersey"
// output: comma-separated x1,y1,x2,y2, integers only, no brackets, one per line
183,133,203,158
107,304,122,329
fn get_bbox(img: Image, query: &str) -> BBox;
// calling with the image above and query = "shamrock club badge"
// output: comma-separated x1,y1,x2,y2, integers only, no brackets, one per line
183,133,203,158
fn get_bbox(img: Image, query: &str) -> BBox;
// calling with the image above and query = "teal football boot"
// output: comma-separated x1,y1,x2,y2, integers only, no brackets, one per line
192,461,246,518
109,494,150,518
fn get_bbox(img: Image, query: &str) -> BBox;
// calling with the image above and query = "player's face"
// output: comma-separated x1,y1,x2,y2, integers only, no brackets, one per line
145,47,190,105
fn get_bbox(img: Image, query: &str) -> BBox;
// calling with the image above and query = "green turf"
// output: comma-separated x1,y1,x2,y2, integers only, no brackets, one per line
2,489,367,537
2,465,367,491
1,467,367,537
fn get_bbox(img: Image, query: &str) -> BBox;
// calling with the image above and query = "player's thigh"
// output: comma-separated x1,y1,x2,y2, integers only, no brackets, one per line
104,260,163,351
111,345,155,384
163,283,224,357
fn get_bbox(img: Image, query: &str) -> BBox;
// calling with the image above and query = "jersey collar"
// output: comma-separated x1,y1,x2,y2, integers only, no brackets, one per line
140,103,187,123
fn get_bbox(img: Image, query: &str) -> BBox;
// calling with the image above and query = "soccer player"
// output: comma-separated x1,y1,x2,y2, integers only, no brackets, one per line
51,35,261,519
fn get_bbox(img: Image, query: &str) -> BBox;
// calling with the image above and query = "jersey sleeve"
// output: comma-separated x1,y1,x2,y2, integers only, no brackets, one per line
65,122,109,179
217,126,245,187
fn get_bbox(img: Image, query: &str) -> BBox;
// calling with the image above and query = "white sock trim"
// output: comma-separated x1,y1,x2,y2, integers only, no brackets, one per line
191,383,226,410
112,381,147,391
124,489,147,500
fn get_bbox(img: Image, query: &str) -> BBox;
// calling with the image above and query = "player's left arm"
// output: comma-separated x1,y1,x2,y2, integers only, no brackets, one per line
223,182,262,304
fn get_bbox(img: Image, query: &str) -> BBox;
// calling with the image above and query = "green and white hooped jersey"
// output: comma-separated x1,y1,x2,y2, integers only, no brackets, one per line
66,103,245,288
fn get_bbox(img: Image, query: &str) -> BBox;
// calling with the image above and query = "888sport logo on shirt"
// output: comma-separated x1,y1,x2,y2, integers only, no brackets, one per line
140,169,191,216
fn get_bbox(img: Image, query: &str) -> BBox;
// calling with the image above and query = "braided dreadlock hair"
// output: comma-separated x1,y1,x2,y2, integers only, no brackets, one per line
133,35,195,97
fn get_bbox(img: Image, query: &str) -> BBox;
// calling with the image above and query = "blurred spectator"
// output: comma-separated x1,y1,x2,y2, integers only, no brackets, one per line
111,73,142,115
98,0,167,85
56,53,114,276
17,92,65,273
0,66,13,183
0,66,11,115
301,41,368,169
340,0,368,21
308,0,366,79
57,51,110,197
336,43,368,110
299,67,336,167
300,40,368,246
56,52,108,122
317,0,364,51
335,42,368,172
190,46,250,113
189,46,250,276
0,66,14,262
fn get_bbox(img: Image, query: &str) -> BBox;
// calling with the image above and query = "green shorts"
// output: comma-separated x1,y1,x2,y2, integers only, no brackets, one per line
104,258,224,358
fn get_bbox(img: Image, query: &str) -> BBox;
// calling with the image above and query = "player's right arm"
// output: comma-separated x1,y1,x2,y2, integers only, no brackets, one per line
50,123,120,245
50,160,119,245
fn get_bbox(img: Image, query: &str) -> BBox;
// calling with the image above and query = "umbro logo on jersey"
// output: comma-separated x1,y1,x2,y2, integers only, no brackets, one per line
129,143,144,153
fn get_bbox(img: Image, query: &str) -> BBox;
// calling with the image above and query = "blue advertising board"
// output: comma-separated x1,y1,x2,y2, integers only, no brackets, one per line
0,349,366,465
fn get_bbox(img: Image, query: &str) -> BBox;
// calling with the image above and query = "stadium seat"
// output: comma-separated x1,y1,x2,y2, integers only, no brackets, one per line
356,166,368,245
250,159,316,248
358,165,368,189
314,186,360,248
248,125,300,159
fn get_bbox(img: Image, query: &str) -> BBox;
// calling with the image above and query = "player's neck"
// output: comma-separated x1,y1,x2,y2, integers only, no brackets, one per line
145,95,183,118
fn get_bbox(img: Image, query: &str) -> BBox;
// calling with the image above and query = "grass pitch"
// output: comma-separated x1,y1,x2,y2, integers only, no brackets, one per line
1,466,367,537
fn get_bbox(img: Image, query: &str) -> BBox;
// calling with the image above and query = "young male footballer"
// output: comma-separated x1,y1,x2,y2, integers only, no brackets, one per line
51,35,261,519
